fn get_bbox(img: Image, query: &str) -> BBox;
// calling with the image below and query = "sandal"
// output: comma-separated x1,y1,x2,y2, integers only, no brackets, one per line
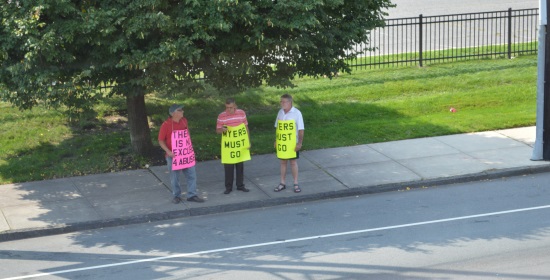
274,183,286,192
293,184,301,193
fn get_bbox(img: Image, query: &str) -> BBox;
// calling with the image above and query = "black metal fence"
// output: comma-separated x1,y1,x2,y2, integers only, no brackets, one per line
348,8,539,69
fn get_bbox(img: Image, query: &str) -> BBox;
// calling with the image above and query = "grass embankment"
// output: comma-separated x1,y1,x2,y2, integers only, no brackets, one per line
0,55,538,184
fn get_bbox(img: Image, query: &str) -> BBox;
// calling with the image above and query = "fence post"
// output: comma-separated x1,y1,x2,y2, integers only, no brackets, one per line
508,8,512,59
419,14,423,67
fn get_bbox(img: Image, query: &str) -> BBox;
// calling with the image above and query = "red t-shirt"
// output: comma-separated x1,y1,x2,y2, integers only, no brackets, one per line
158,117,189,156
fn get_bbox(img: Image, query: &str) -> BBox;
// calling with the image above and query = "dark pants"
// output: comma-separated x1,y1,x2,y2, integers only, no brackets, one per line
224,162,244,190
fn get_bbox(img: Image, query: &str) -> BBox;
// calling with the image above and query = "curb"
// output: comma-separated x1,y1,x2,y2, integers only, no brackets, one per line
2,164,549,242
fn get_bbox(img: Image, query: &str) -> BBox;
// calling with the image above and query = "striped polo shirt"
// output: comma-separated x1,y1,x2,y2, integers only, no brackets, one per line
216,109,248,129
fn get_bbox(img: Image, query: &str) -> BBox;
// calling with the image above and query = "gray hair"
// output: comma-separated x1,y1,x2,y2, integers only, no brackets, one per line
281,93,293,103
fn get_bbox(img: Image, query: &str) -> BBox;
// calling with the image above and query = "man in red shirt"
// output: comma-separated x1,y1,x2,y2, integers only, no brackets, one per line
158,104,205,204
216,98,251,194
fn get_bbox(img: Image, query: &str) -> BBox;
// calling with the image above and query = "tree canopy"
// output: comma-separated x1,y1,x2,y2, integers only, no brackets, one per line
1,0,393,156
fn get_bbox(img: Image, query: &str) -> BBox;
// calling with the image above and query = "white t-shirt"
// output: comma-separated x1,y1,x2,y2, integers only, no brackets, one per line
274,106,304,143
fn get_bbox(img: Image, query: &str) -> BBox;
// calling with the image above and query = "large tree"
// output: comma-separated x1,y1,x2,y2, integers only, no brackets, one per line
0,0,393,156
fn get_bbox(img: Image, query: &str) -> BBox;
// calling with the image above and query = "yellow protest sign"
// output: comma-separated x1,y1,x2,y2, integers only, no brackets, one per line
221,123,251,164
276,119,297,159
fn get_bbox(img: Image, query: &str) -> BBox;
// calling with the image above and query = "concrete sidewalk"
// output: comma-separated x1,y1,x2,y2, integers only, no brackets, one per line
1,126,549,242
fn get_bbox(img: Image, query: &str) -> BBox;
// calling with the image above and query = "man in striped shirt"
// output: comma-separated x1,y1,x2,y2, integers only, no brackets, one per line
216,98,251,194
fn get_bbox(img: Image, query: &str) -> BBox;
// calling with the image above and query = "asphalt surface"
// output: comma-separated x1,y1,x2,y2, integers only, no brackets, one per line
1,126,549,242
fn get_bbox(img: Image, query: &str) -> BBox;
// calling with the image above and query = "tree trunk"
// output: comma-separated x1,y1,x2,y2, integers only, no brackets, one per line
126,92,154,157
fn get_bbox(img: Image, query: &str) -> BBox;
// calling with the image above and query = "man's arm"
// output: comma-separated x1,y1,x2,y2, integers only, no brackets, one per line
216,126,228,134
296,129,304,151
159,140,174,158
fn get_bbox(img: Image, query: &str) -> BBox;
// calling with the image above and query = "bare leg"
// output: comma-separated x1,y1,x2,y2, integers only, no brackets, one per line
280,159,288,184
290,159,299,185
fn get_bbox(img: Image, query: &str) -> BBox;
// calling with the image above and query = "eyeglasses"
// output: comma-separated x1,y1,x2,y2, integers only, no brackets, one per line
176,109,183,112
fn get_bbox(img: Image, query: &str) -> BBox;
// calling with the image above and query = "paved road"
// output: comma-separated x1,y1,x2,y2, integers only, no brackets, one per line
387,0,539,18
1,172,549,279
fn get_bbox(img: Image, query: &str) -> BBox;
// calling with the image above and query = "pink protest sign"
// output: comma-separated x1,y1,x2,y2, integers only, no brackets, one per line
171,129,196,170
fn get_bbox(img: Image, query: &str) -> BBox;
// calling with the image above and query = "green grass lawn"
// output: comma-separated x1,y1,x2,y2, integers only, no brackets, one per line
0,55,538,184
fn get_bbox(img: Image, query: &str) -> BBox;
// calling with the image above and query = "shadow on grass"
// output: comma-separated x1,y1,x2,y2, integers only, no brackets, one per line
0,96,175,185
1,92,454,183
0,132,155,184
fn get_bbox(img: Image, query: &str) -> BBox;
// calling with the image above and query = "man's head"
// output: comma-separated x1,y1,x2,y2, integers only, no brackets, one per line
225,98,237,114
169,104,184,117
280,94,293,111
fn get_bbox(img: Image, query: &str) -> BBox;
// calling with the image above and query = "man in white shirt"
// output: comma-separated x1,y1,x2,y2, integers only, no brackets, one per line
273,94,305,193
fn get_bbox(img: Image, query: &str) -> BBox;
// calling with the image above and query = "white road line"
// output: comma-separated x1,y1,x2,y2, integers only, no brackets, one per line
3,204,550,280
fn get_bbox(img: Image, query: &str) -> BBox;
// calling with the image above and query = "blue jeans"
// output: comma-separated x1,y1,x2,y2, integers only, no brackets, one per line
166,157,198,199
